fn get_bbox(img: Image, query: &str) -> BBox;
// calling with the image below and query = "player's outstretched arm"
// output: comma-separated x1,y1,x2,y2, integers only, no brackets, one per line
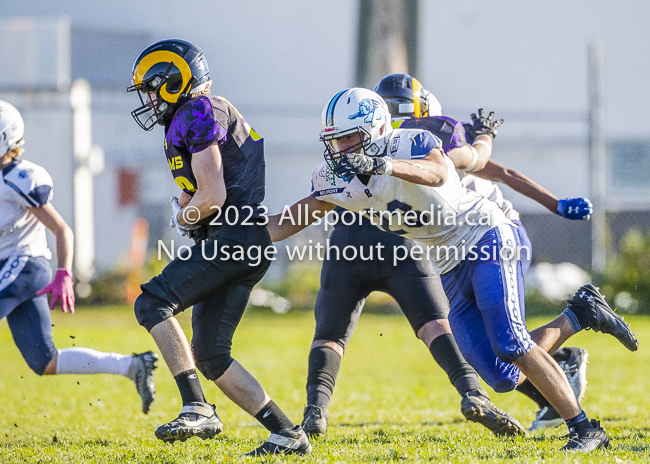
446,137,492,173
267,196,335,242
472,160,593,220
30,203,76,313
390,147,448,187
449,108,503,172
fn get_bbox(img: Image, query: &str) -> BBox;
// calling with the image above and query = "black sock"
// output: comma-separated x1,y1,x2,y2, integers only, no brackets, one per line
306,345,341,408
562,306,590,333
516,379,551,409
174,369,206,405
255,400,295,433
428,333,482,396
565,410,592,429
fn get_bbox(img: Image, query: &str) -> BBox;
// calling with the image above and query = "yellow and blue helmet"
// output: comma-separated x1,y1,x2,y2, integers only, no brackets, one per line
374,73,442,120
127,39,211,130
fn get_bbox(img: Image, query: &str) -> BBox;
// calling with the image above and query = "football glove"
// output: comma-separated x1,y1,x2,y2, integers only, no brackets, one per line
170,196,200,237
36,269,75,314
556,198,593,220
333,153,393,179
470,108,504,139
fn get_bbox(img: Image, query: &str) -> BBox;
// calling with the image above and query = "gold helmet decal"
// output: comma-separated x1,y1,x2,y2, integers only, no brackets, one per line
133,50,192,104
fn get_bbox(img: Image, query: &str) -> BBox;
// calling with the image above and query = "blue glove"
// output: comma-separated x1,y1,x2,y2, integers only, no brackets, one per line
556,198,593,220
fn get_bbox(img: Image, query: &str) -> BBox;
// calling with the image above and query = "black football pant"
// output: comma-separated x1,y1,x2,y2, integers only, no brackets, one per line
134,223,271,380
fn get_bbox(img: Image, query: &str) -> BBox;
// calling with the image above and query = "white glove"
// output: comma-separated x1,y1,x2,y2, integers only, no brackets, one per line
169,196,199,237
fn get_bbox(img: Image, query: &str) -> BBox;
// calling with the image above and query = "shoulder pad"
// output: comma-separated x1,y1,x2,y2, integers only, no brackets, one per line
2,160,53,207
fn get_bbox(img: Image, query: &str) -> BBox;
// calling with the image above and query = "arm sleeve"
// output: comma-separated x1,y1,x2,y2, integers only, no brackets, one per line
3,162,53,208
410,131,442,159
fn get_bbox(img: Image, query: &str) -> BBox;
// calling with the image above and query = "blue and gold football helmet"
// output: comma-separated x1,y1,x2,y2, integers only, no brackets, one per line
374,73,442,120
127,39,211,130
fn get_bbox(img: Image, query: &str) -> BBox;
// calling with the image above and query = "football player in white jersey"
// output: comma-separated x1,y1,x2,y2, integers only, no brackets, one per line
376,73,593,431
0,100,158,414
268,88,638,452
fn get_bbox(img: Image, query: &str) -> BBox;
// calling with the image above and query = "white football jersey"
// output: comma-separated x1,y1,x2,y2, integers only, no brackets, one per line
311,128,511,273
0,159,53,261
461,174,521,222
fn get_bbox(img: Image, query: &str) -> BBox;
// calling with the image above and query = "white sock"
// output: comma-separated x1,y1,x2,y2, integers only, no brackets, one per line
55,348,133,377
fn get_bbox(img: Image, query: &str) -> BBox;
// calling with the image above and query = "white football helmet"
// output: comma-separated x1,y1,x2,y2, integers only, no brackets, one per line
0,100,25,156
320,88,392,170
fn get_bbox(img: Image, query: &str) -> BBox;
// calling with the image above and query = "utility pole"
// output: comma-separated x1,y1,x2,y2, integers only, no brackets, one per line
588,43,607,272
355,0,419,88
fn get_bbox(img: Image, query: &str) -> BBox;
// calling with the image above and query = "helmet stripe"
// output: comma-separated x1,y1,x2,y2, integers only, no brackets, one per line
133,50,192,104
326,90,347,127
411,78,423,118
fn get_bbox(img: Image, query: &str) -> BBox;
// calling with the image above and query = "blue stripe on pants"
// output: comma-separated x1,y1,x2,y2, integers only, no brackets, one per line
441,224,535,393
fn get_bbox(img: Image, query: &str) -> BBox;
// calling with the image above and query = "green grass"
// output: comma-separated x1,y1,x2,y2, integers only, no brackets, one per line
0,306,648,462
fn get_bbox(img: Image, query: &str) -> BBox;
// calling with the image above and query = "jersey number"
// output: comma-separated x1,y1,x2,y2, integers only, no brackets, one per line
377,199,424,235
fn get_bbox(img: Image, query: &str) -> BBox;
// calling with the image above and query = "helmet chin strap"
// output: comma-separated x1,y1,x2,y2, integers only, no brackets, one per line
179,77,196,103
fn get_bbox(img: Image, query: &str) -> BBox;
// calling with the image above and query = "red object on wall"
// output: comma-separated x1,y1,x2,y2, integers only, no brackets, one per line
118,168,140,206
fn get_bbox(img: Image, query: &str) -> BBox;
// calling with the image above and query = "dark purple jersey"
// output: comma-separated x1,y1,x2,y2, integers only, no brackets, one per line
164,95,265,208
394,116,467,154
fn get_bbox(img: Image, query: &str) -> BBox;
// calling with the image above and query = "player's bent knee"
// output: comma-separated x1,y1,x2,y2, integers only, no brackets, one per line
491,377,518,393
492,342,527,365
26,352,55,376
196,353,234,381
134,291,174,332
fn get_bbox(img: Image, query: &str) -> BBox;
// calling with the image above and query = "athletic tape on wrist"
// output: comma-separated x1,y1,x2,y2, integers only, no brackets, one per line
460,146,479,172
384,158,393,175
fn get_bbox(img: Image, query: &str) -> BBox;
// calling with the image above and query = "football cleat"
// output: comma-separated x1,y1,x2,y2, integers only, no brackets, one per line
461,389,527,436
561,419,609,452
154,402,223,443
568,284,638,351
529,406,563,432
557,347,589,403
242,425,312,456
128,351,159,414
301,404,329,436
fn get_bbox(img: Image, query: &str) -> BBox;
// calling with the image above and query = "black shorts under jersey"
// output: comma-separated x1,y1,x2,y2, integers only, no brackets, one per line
314,214,450,348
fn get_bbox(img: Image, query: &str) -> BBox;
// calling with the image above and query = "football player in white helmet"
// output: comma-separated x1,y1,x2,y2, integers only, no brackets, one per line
0,100,158,414
300,87,526,437
376,72,593,432
267,87,638,452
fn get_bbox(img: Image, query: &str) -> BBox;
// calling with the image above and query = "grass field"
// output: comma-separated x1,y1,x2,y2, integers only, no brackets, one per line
0,306,648,463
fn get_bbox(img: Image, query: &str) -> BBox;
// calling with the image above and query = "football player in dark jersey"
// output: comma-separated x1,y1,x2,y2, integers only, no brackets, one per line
127,39,310,456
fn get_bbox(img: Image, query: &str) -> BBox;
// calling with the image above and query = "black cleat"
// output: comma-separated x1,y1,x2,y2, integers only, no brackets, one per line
301,405,329,436
461,389,527,436
154,402,223,443
242,425,312,456
561,419,609,452
128,351,159,414
568,284,638,351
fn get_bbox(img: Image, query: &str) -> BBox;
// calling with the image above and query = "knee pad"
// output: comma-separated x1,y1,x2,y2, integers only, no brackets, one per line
195,352,234,381
134,291,174,332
